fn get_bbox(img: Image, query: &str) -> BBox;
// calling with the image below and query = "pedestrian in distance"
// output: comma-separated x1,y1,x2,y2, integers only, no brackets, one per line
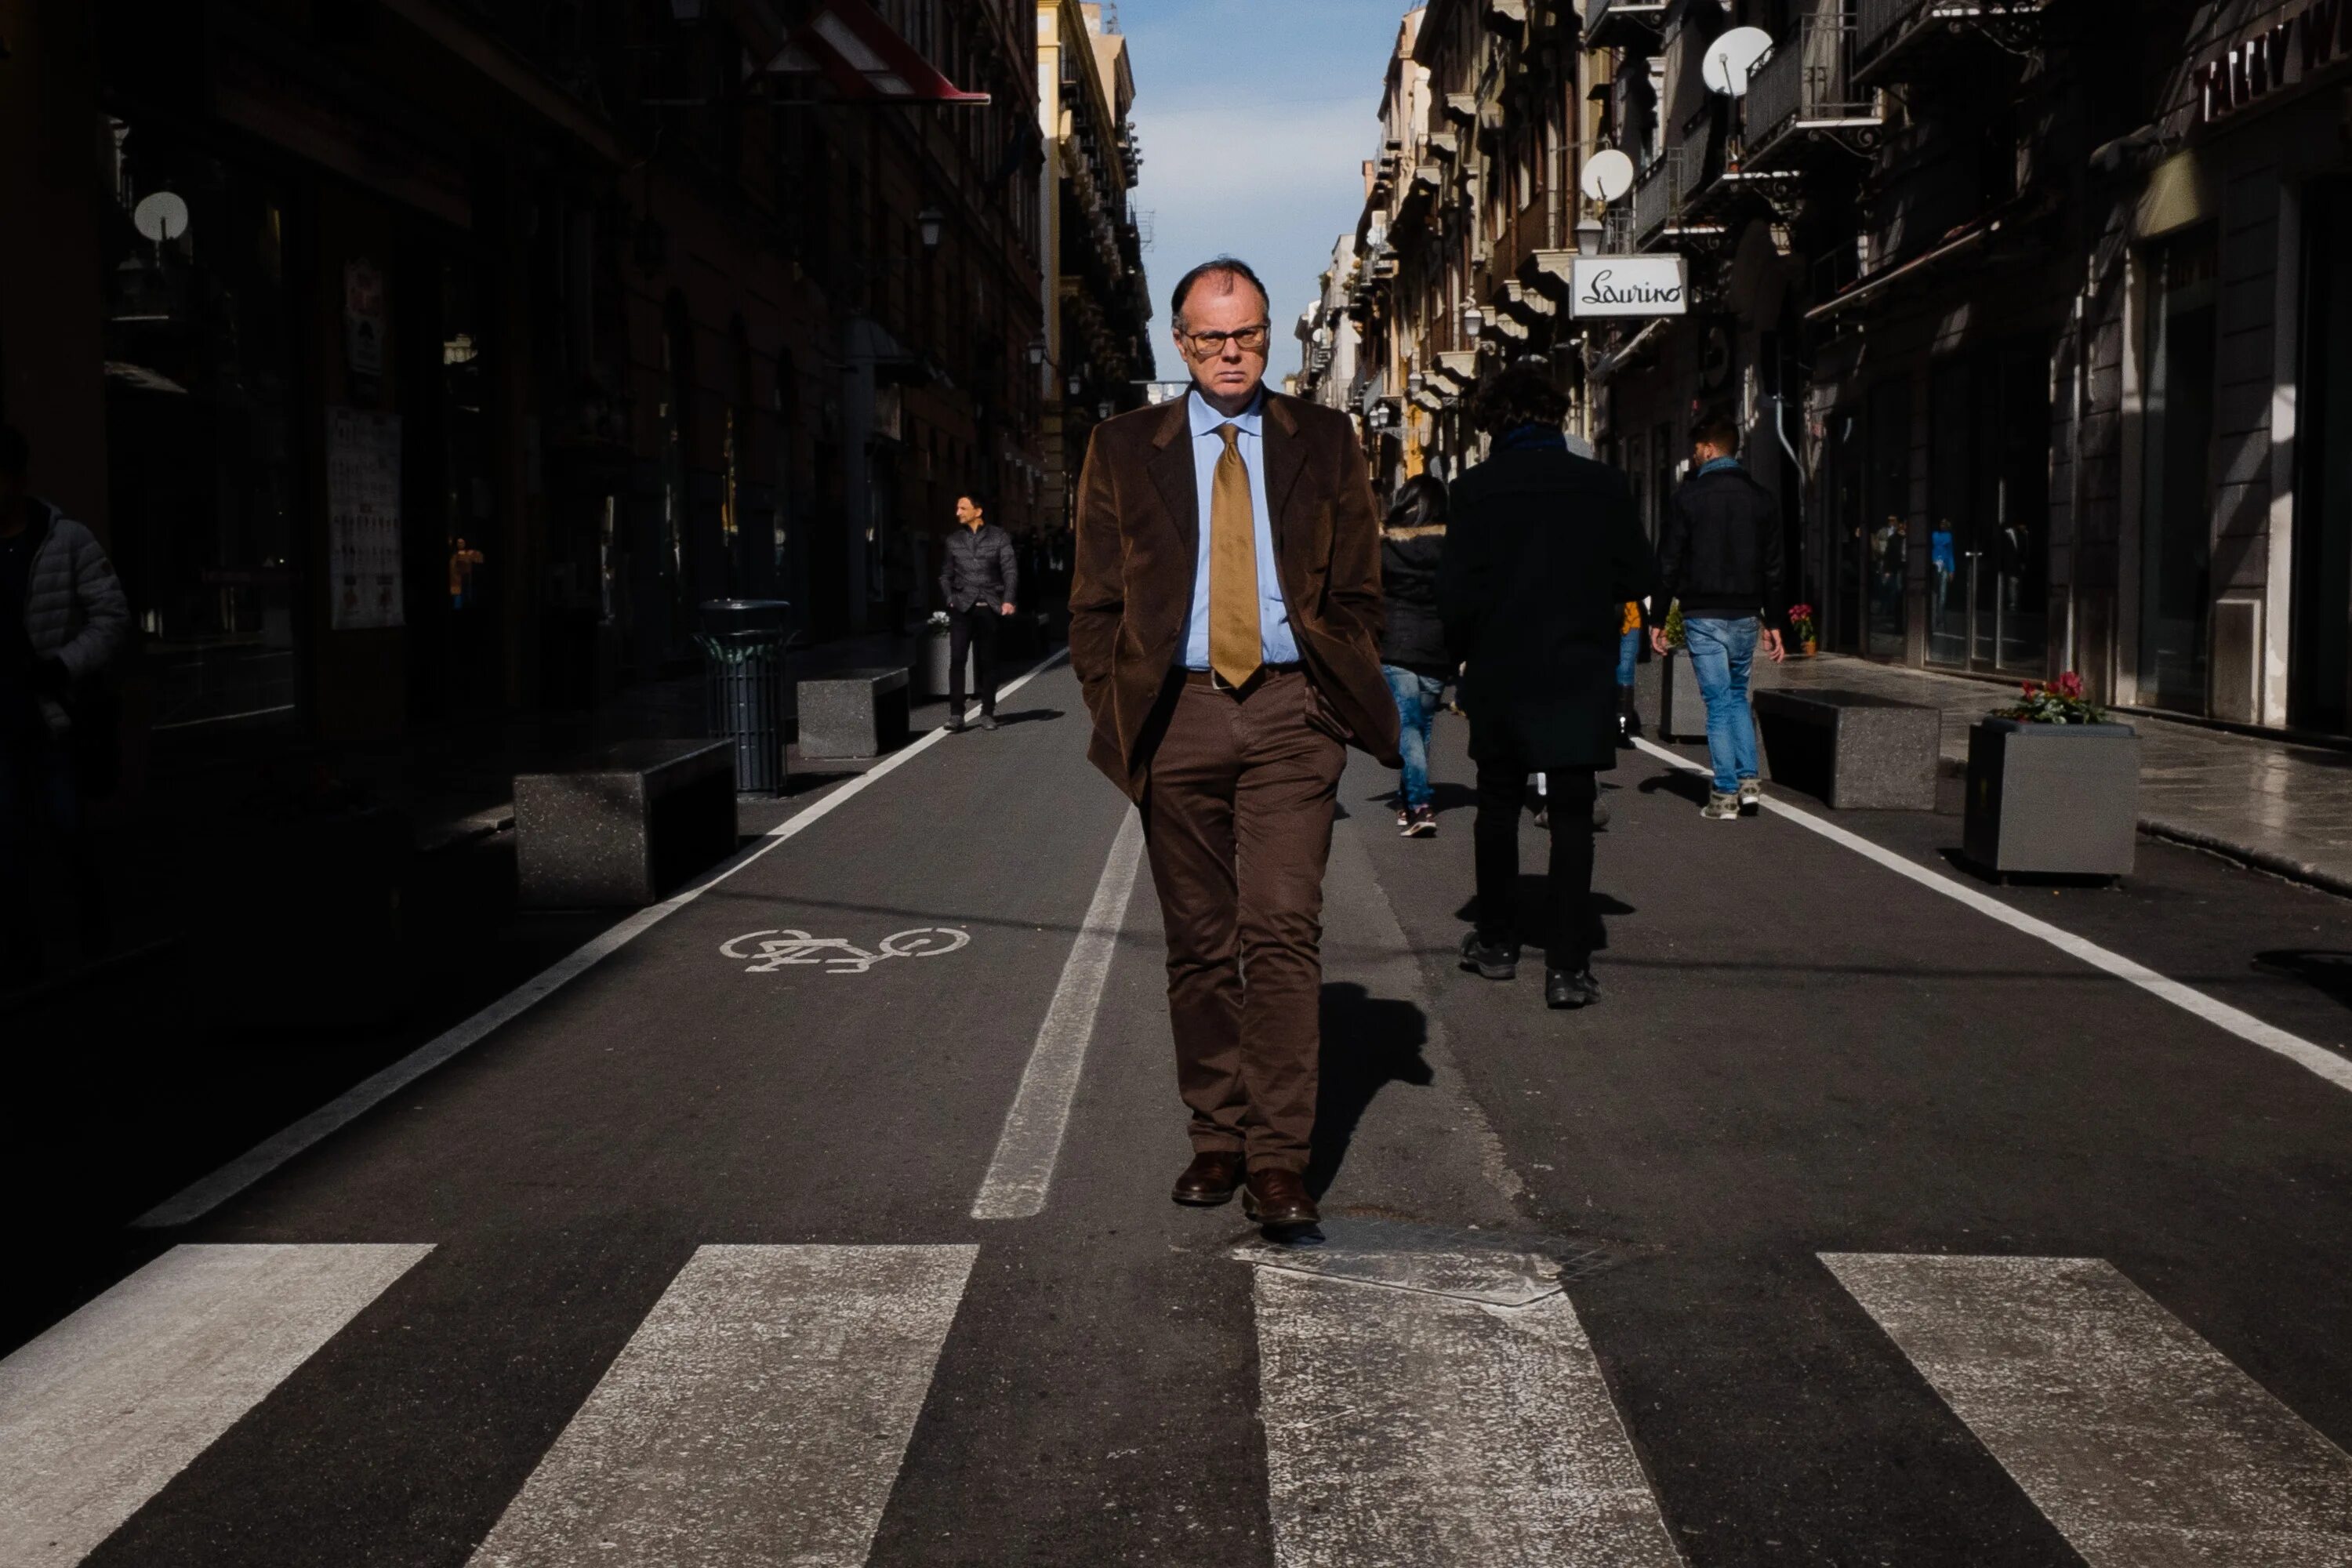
1617,597,1646,745
1652,412,1787,819
1069,256,1401,1229
0,423,128,987
1441,365,1656,1011
938,492,1018,733
1378,473,1450,838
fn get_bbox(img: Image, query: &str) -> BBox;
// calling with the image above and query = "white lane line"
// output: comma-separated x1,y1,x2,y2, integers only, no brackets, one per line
1826,1254,2352,1563
468,1244,975,1568
971,808,1145,1220
134,655,1070,1230
1633,736,2352,1094
1253,1267,1683,1567
0,1243,431,1568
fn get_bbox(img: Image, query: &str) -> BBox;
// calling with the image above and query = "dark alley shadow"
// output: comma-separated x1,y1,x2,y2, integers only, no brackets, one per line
2253,950,2352,1011
1936,847,2120,891
1306,982,1433,1199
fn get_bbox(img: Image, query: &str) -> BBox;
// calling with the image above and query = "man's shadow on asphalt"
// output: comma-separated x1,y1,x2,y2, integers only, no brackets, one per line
1307,982,1433,1199
1637,770,1712,804
986,708,1064,726
1451,882,1632,956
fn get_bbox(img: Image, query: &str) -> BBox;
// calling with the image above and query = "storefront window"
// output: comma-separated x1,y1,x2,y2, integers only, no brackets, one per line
2294,180,2352,733
1926,347,2050,673
2140,226,2218,712
1867,379,1910,660
100,117,299,733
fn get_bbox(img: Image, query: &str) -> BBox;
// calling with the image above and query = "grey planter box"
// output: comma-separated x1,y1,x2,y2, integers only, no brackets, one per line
1639,650,1710,742
917,632,974,700
516,739,738,908
1963,719,2141,877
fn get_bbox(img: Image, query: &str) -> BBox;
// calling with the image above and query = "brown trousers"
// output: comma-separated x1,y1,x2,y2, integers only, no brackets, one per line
1142,671,1346,1172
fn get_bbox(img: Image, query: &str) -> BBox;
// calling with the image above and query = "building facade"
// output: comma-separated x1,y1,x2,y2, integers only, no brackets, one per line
1035,0,1153,532
1309,0,2352,739
0,0,1050,784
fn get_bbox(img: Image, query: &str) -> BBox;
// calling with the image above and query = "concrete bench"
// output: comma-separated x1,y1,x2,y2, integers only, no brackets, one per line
515,739,738,907
797,666,911,759
1753,688,1940,811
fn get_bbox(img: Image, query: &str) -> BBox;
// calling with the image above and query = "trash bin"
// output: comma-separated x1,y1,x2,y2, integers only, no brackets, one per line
699,599,791,795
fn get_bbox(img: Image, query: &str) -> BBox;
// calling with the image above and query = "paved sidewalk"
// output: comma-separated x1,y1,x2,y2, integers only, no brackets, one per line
1767,655,2352,897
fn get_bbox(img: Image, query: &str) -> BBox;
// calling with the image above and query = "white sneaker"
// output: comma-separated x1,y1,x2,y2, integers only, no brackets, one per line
1701,791,1740,821
1738,779,1762,812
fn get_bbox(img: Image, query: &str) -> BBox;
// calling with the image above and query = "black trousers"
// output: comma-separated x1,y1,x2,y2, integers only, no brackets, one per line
948,604,1001,715
1472,760,1597,971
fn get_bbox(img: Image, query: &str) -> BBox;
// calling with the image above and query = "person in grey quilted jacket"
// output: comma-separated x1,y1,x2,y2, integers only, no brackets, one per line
2,423,127,982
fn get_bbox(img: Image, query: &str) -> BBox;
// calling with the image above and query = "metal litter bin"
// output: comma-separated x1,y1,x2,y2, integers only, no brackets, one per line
699,599,792,795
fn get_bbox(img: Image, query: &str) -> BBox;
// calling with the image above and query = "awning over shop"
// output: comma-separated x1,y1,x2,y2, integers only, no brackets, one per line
767,0,989,104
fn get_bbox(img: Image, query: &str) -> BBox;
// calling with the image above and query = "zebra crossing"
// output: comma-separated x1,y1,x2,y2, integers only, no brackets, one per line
7,1240,2352,1566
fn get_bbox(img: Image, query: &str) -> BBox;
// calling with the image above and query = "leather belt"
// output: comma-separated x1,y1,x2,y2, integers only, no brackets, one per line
1181,661,1305,694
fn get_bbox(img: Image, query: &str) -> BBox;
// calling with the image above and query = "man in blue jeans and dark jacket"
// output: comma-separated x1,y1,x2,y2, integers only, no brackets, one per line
1653,413,1785,820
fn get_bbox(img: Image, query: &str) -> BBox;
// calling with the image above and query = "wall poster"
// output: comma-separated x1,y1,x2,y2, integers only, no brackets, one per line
328,406,404,630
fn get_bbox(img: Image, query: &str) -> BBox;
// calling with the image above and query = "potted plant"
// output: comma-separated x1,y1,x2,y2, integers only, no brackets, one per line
1788,603,1818,658
1962,672,2141,879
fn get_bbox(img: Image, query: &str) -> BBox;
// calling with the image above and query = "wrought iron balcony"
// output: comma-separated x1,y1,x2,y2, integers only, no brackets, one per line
1743,16,1882,169
1631,147,1685,246
1855,0,2055,83
1584,0,1668,53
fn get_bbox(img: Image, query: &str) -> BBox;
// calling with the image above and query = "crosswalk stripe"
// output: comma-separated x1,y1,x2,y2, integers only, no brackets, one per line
0,1243,432,1568
1826,1254,2352,1564
1253,1267,1682,1567
467,1243,975,1568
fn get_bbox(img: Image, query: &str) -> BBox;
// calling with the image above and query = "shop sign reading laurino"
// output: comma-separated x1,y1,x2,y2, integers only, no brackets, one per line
1568,256,1690,319
2196,0,2352,124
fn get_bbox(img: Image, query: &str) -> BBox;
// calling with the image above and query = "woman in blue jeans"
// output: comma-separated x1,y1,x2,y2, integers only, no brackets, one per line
1377,475,1451,837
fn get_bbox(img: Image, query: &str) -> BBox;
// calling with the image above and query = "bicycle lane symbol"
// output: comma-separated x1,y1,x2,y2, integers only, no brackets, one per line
719,927,972,975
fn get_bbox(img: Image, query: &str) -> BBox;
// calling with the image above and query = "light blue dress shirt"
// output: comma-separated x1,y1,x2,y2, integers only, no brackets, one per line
1181,388,1300,671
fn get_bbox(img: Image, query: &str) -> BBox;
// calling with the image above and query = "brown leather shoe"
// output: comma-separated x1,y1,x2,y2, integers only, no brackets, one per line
1171,1150,1245,1207
1240,1167,1319,1226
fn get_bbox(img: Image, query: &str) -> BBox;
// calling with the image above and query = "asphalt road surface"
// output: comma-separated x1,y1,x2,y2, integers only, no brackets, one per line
9,659,2352,1566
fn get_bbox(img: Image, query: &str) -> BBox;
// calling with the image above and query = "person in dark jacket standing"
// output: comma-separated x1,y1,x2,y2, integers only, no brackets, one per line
1652,412,1786,819
1441,367,1656,1010
938,492,1018,732
2,424,129,985
1378,474,1450,837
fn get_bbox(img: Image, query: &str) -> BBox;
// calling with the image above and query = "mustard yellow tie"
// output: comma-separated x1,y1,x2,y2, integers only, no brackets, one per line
1209,424,1261,689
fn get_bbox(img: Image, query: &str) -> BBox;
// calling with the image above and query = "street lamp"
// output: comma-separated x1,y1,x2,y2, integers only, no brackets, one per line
917,206,946,251
1576,214,1606,256
1463,304,1484,342
1026,337,1048,367
1067,374,1083,397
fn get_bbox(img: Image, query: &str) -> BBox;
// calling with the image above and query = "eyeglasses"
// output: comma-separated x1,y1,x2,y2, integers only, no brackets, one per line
1179,323,1272,358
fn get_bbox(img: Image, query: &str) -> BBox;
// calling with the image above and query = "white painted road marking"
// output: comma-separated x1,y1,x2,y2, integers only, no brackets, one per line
719,926,971,974
1252,1264,1682,1567
0,1243,431,1568
134,655,1069,1229
468,1244,975,1568
1827,1254,2352,1564
970,808,1145,1221
1634,737,2352,1095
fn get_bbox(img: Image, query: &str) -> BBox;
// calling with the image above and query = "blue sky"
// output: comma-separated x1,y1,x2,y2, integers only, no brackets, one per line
1116,0,1419,379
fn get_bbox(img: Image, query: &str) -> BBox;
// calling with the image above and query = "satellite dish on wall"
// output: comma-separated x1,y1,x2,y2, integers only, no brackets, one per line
133,191,190,244
1580,148,1636,205
1703,27,1774,97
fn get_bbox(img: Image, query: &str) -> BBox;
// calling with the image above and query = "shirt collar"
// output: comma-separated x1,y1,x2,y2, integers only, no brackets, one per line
1188,387,1265,439
1697,456,1744,477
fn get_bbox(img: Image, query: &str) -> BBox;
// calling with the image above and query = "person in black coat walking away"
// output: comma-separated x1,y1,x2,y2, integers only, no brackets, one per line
1441,365,1656,1010
1378,474,1451,837
1651,412,1786,818
938,492,1019,731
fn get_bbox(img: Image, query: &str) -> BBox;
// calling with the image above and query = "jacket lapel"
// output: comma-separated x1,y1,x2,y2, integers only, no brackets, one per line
1261,395,1310,555
1147,398,1198,562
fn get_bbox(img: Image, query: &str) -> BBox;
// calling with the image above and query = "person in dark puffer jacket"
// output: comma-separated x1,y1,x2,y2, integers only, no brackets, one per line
1378,474,1450,837
2,423,129,984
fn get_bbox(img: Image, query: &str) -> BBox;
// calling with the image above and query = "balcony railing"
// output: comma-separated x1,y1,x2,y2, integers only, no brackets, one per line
1584,0,1668,51
1856,0,2053,79
1744,16,1881,166
1631,147,1685,245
